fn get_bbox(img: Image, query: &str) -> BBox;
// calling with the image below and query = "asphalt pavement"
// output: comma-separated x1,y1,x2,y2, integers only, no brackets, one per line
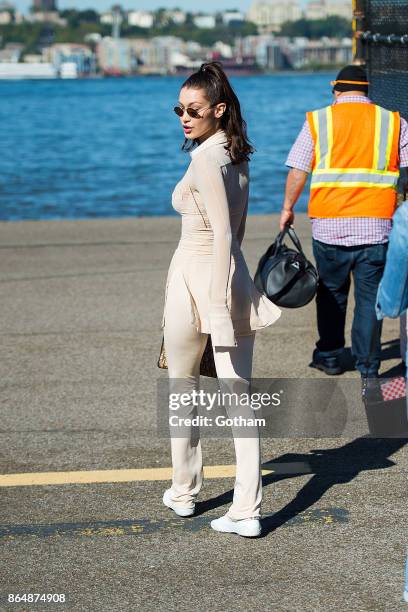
0,214,407,612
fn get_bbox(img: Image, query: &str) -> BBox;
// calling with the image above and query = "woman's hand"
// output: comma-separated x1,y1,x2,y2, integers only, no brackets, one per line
279,208,294,232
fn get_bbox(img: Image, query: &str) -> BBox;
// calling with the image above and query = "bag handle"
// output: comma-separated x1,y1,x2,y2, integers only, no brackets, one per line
285,225,306,257
257,225,304,274
274,224,305,255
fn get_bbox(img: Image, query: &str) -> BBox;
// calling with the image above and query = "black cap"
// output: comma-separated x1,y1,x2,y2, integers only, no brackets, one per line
331,65,369,93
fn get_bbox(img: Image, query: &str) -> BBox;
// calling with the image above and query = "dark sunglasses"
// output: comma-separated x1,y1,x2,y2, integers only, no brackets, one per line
173,104,214,119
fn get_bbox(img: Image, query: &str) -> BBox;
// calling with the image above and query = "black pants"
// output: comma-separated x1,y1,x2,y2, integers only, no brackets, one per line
312,239,387,376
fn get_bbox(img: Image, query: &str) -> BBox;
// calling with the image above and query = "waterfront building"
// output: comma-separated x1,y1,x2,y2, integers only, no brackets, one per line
166,10,186,25
150,8,186,26
193,15,216,29
247,0,302,32
29,12,66,25
213,41,233,58
0,10,12,24
185,41,202,56
33,0,56,10
100,12,114,25
287,36,353,67
129,36,206,75
128,38,153,69
326,0,352,19
234,34,261,58
0,1,14,23
257,36,287,69
235,34,287,69
141,36,185,74
127,11,153,29
236,33,352,69
304,0,352,20
44,43,96,76
222,11,245,25
22,53,44,62
304,0,325,20
97,36,134,75
0,42,23,62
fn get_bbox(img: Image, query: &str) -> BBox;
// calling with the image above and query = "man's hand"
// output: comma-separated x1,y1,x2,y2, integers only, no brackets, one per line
280,208,294,232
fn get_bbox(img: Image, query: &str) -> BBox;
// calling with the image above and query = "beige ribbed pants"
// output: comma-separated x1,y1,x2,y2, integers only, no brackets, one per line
163,267,262,520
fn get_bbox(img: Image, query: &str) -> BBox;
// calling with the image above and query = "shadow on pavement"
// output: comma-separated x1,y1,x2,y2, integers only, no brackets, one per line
196,437,407,536
340,338,401,373
260,437,407,536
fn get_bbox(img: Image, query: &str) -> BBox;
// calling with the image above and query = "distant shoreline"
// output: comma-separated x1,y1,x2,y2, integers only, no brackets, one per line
0,69,335,83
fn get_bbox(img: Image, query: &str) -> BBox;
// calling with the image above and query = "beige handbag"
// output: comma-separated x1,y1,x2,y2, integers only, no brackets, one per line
157,334,217,378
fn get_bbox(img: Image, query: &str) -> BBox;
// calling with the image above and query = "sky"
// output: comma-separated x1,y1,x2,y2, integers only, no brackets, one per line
13,0,253,13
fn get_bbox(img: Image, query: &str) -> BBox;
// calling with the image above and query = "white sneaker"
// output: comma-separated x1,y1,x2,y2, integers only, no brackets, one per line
210,514,262,537
162,488,195,517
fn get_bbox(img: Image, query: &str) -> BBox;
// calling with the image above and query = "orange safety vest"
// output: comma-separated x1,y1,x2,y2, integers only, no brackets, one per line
306,102,400,218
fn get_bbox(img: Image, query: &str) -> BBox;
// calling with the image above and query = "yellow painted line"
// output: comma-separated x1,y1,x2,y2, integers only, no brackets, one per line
0,465,276,488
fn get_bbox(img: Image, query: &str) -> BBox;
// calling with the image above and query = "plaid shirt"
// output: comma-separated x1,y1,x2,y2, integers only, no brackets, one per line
286,96,408,246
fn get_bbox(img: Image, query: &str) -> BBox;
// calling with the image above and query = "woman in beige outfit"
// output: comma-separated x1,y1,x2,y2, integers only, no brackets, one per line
161,62,281,537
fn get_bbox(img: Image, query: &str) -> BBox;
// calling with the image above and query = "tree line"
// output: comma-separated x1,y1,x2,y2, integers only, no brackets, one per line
0,10,352,56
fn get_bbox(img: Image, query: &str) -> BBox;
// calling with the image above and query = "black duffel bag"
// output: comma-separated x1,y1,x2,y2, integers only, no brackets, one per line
254,225,319,308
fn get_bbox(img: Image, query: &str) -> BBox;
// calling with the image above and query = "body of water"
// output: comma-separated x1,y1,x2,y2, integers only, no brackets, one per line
0,73,334,221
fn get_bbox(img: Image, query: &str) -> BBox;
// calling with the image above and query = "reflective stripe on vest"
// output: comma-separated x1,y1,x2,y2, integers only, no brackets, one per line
312,107,333,170
310,105,398,188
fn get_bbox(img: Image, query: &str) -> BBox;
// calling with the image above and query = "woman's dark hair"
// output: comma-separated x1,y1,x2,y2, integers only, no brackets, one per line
180,61,254,164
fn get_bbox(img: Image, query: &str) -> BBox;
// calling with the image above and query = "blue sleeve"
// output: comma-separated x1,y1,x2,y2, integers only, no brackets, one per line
376,201,408,319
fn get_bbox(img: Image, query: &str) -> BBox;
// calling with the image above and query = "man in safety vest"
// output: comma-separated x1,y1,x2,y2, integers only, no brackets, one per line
281,65,408,386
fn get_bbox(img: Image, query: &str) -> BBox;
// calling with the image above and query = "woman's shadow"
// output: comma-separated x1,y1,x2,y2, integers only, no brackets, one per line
196,436,407,535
